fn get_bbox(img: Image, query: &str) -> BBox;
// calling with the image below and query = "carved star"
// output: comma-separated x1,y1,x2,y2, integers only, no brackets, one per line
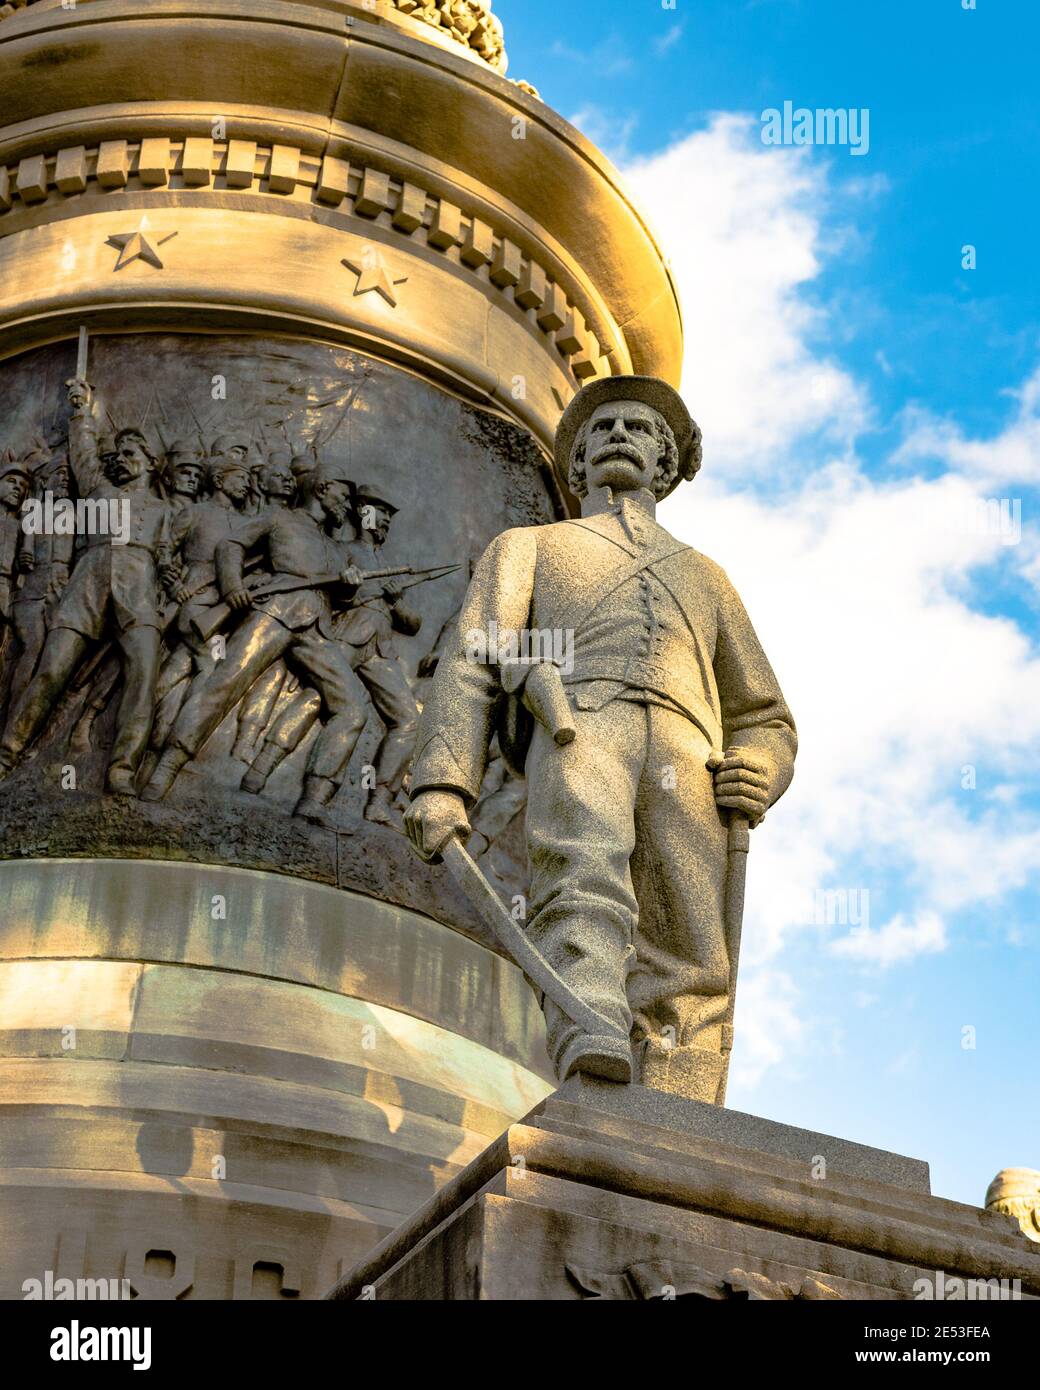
107,218,178,271
342,250,407,307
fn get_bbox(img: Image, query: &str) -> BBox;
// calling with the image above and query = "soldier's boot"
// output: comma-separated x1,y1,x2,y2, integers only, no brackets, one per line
240,740,288,795
364,785,404,830
294,775,339,830
106,768,138,798
557,1032,633,1086
636,1040,725,1103
140,747,190,803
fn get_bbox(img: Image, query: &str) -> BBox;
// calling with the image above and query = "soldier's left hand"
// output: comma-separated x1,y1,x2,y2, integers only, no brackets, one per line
708,747,773,823
381,580,403,603
340,565,364,589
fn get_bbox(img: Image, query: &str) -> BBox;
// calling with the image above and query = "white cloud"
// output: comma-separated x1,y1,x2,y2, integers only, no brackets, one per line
895,367,1040,490
615,114,1040,1028
832,911,947,967
623,114,867,471
729,968,806,1089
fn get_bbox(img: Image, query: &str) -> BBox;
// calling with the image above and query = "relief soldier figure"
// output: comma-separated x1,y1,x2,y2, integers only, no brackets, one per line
9,442,75,697
0,453,32,705
141,457,369,825
163,439,207,517
150,437,255,749
239,483,422,830
333,483,422,827
406,376,797,1103
0,394,177,795
227,448,301,764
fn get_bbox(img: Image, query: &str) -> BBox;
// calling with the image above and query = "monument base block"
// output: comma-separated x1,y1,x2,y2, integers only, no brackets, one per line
328,1081,1040,1301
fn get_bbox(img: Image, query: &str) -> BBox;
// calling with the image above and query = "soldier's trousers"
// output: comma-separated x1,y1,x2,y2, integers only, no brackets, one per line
169,612,367,780
264,652,418,792
356,655,419,792
524,698,732,1100
2,619,161,782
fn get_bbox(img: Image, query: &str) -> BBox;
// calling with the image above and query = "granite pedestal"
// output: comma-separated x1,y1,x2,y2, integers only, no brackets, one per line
328,1081,1040,1301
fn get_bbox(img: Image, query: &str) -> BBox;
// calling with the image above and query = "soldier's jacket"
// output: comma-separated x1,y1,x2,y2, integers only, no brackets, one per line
172,498,249,602
412,488,797,804
56,412,173,633
215,506,353,638
330,539,422,661
16,516,75,605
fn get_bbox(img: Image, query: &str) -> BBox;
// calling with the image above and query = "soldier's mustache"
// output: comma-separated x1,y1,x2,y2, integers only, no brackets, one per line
589,442,646,467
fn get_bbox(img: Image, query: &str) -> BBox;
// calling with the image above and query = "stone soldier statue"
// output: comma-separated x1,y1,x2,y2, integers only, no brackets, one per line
238,482,422,830
141,457,369,825
406,376,797,1102
0,407,177,795
9,442,76,696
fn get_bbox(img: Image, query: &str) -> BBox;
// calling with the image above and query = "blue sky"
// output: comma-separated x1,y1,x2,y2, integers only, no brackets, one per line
499,0,1039,1206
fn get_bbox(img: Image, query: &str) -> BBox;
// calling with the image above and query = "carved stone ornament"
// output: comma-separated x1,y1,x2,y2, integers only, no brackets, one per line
565,1262,844,1301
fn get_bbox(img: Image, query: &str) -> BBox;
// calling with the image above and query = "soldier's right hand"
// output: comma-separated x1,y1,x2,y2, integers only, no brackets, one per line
226,587,252,611
405,790,471,862
340,565,364,588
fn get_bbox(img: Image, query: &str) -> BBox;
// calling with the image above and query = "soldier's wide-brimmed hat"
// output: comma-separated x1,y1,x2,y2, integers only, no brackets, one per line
354,482,399,515
554,376,702,498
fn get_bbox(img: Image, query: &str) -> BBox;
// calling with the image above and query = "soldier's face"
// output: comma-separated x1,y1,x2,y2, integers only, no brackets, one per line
172,462,204,496
584,401,663,495
359,501,393,544
0,474,28,509
219,465,251,501
262,463,296,500
45,460,71,497
111,439,150,483
318,479,353,527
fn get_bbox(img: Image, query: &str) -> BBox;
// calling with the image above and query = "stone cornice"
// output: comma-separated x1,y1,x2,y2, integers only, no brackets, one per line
0,0,682,388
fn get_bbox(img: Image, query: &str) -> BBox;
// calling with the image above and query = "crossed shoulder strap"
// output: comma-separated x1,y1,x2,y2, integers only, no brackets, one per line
547,519,691,637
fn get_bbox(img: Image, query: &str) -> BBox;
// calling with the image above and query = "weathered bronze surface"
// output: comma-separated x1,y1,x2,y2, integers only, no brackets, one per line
0,334,553,928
